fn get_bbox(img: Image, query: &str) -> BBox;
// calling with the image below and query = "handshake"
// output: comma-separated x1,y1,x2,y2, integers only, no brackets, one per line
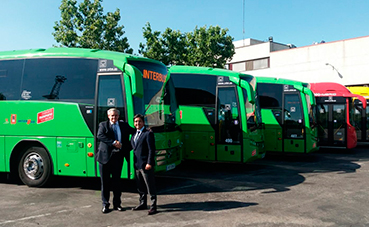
113,140,122,149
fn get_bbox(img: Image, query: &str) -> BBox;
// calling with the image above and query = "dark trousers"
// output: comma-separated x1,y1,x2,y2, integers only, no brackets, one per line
99,154,124,206
135,168,157,208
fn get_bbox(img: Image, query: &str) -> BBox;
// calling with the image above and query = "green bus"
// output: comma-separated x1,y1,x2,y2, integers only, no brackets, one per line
169,65,265,163
0,48,181,187
256,77,318,153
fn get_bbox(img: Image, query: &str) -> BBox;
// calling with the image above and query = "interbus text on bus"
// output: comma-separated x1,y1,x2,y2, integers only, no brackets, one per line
143,69,166,82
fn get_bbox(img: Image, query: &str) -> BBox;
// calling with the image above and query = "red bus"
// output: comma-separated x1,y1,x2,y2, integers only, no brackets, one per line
310,82,366,149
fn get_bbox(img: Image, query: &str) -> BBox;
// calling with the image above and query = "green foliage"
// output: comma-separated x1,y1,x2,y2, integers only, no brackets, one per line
53,0,132,53
139,23,235,68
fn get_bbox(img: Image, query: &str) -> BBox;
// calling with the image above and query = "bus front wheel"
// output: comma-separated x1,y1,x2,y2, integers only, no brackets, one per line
18,147,52,187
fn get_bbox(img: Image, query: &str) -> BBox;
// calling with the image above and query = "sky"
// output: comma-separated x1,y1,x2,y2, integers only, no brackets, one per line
1,0,369,54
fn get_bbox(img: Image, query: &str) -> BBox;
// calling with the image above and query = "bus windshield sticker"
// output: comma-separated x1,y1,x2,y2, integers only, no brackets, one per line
98,59,119,72
99,60,107,68
107,98,115,106
21,90,32,100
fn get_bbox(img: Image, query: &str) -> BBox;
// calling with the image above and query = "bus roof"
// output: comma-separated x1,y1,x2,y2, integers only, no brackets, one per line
255,76,309,87
0,47,164,66
347,86,369,99
168,65,253,79
311,82,367,108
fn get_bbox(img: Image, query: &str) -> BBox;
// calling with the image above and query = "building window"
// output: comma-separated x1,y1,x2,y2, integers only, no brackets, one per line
231,62,246,72
246,58,270,71
225,64,232,70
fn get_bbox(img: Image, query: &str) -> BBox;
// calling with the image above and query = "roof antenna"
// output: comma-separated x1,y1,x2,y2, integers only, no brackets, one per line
243,0,245,46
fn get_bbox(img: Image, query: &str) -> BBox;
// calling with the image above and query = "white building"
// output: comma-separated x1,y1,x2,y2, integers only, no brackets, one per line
226,35,369,86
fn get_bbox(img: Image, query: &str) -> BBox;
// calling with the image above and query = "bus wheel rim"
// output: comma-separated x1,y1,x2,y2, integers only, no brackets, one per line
23,152,44,180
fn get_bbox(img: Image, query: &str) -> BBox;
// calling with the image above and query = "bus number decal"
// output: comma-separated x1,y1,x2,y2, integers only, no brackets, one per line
37,108,54,124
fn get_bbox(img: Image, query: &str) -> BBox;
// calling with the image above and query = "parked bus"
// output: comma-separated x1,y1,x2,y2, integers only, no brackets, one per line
0,48,181,187
255,77,318,153
310,82,366,149
346,86,369,142
169,65,265,163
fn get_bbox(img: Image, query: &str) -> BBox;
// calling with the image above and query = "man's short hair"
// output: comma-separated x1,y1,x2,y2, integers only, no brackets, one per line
133,114,144,122
107,108,120,116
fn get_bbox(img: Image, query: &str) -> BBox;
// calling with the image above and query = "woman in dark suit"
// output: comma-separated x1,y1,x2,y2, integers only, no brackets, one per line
131,114,158,215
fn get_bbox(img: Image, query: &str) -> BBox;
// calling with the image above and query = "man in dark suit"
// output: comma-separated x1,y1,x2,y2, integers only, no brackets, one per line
96,108,135,213
131,114,158,215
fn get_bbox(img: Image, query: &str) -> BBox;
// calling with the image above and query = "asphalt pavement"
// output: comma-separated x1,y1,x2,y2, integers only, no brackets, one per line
1,145,369,227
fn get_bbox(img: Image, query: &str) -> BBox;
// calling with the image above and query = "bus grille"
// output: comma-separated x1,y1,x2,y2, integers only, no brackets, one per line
155,147,180,166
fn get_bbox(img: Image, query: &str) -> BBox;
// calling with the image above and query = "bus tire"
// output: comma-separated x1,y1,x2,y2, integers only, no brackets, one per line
18,146,52,187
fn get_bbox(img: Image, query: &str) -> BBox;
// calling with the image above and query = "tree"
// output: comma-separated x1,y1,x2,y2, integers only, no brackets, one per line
53,0,132,53
139,23,235,68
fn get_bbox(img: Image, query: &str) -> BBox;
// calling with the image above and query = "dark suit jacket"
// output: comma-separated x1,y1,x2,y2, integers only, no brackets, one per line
131,128,156,170
96,120,136,165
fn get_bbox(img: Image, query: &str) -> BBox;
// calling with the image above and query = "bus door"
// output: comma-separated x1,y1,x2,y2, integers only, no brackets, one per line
362,100,369,142
95,71,130,178
216,82,242,162
282,85,305,152
353,99,368,142
316,97,347,147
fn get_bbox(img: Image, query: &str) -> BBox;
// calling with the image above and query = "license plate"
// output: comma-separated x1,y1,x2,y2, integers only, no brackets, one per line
166,163,176,171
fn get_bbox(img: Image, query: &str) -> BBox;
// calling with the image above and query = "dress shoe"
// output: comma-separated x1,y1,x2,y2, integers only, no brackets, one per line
148,207,158,215
101,205,110,214
131,204,147,211
113,205,125,211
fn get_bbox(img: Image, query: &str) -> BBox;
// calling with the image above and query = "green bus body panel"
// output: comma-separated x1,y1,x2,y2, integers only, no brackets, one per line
180,106,215,161
183,132,215,161
57,137,90,177
283,138,304,153
261,109,283,152
0,136,4,171
217,144,241,162
1,102,92,137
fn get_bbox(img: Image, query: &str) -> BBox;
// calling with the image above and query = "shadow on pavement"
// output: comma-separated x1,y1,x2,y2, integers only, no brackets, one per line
1,146,368,196
159,201,258,212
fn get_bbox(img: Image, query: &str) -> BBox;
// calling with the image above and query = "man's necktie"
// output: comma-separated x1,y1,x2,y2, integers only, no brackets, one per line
134,131,141,144
112,124,119,141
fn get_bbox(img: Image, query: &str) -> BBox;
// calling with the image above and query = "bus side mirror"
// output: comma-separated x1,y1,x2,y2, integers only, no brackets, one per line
295,85,316,105
123,63,144,98
240,80,255,104
304,88,316,105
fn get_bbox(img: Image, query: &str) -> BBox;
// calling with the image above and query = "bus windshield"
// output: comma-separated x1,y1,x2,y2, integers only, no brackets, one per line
129,60,178,132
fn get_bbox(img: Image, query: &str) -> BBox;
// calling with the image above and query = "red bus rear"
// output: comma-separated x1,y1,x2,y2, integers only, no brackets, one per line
310,82,366,149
